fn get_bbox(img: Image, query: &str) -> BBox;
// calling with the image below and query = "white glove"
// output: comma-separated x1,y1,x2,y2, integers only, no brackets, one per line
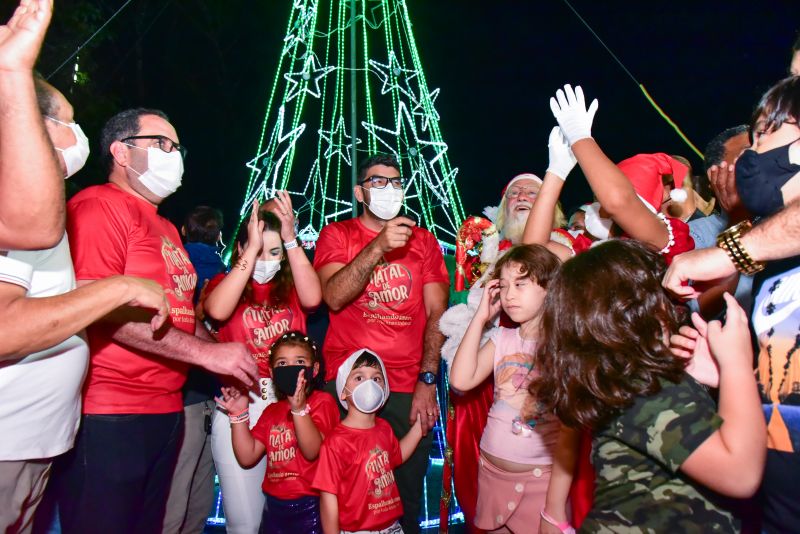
549,84,599,145
545,126,577,180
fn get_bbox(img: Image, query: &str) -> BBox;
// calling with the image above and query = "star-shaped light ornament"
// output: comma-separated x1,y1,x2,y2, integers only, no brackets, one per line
284,54,335,102
243,106,306,213
318,115,362,166
282,0,319,57
361,101,447,165
368,51,418,100
411,87,440,132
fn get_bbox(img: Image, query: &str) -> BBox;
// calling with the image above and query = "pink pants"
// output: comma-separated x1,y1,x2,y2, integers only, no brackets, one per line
474,455,551,533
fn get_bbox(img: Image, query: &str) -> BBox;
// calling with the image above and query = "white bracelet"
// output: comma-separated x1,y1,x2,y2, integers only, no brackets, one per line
284,238,299,250
291,404,311,417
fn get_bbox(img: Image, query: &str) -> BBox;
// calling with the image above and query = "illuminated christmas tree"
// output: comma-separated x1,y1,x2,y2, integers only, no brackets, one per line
235,0,466,249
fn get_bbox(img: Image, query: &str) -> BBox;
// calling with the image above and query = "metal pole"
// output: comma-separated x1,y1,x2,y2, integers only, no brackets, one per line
349,0,358,217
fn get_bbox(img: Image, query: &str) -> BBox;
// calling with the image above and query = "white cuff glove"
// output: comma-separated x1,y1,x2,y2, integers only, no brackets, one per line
549,84,599,145
545,126,577,180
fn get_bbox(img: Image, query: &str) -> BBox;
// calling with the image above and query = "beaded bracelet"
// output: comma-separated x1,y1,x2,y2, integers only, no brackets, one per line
540,509,575,534
290,404,311,417
228,409,250,425
716,220,765,275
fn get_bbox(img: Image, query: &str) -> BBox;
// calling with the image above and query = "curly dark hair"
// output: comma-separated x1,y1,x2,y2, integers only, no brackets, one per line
529,239,688,430
230,207,294,306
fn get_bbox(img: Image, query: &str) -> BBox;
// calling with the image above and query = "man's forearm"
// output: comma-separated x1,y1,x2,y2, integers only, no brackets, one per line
743,198,800,262
421,310,445,373
323,240,383,310
1,276,145,361
110,320,211,367
0,73,64,249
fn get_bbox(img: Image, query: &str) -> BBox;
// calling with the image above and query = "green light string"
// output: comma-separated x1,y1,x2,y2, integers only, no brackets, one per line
639,84,704,159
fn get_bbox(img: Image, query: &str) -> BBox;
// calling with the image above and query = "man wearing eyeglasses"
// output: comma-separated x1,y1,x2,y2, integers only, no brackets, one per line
57,108,259,533
314,154,449,534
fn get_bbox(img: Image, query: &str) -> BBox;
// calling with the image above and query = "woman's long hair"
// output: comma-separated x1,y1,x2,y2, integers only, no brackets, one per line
530,239,687,430
229,207,294,306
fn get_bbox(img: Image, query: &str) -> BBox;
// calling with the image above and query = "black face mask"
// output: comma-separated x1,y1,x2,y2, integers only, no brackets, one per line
272,365,313,397
735,140,800,217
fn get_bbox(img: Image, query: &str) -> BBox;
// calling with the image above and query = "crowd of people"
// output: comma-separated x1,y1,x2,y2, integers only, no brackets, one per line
3,2,800,533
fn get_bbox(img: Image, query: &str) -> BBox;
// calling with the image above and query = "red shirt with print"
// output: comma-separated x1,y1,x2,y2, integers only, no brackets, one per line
67,183,197,414
251,390,340,499
312,418,403,531
313,218,449,392
207,274,307,377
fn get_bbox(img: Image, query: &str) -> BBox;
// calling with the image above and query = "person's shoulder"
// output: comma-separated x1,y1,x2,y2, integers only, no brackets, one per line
68,183,119,205
374,417,397,438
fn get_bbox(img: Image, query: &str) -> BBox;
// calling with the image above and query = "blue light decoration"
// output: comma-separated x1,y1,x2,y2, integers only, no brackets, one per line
223,1,466,530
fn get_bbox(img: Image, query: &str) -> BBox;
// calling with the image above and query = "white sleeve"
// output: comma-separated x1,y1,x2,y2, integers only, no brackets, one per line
0,253,33,290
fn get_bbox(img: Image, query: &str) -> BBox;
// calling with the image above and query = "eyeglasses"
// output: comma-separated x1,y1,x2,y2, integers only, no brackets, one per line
505,187,539,199
359,175,404,189
122,135,187,159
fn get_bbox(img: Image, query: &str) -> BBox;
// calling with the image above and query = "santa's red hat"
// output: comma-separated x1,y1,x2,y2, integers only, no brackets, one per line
616,153,689,212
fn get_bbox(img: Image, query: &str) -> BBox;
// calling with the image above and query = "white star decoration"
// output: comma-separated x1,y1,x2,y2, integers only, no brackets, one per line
368,51,418,100
282,0,318,57
283,54,335,102
318,115,362,166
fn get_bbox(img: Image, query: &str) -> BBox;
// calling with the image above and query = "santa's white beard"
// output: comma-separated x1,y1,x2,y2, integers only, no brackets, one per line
500,210,528,244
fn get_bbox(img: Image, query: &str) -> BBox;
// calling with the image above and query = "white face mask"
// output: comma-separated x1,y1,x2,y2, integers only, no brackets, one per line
252,259,280,284
346,379,386,413
365,186,404,220
126,145,184,199
47,117,90,179
583,202,613,241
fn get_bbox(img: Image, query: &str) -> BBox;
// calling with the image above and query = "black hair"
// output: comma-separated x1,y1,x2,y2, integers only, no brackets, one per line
183,206,224,244
751,77,800,139
268,331,325,397
33,73,58,118
357,154,400,183
100,108,170,173
353,350,382,372
703,125,749,172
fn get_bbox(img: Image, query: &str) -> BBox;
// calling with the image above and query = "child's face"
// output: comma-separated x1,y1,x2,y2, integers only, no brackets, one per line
341,364,385,405
498,263,547,325
272,344,318,376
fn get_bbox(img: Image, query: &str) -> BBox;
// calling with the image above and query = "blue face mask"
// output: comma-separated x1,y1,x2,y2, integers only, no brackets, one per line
736,139,800,217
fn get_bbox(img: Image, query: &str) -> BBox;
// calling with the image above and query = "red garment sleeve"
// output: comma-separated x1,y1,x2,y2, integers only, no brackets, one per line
420,230,449,285
313,224,347,269
312,438,341,495
312,393,342,437
389,431,403,470
67,197,130,280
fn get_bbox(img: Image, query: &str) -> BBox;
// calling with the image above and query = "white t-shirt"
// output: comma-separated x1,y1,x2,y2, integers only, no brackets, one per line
0,235,89,460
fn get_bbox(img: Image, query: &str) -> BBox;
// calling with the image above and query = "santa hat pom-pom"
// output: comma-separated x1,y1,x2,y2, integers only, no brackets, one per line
670,188,688,203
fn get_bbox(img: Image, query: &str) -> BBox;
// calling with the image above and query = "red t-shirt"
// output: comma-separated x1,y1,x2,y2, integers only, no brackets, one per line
251,390,340,499
312,418,403,531
67,183,197,414
207,274,307,377
313,218,449,392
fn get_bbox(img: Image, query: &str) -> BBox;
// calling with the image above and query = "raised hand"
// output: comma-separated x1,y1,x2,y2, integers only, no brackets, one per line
546,126,577,180
476,278,502,323
215,385,249,414
708,160,749,223
706,293,754,372
270,190,298,243
549,84,599,145
245,199,264,254
0,0,52,74
373,216,415,253
670,312,720,388
288,371,308,412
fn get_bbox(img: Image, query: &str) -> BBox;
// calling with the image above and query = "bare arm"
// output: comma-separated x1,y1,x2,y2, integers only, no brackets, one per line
318,217,414,311
521,171,573,261
679,294,766,498
285,245,322,310
0,1,64,250
216,386,266,468
0,275,169,361
541,426,579,529
203,248,257,321
450,279,499,391
78,280,259,386
287,374,324,461
571,138,669,249
399,416,423,462
320,492,339,534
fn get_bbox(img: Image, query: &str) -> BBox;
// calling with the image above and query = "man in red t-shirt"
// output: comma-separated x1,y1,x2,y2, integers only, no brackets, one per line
56,108,259,534
314,154,449,534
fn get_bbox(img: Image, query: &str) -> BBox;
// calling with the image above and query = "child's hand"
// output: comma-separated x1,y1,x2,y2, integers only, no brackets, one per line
476,278,501,323
288,372,308,412
707,293,754,372
215,386,250,414
670,312,720,388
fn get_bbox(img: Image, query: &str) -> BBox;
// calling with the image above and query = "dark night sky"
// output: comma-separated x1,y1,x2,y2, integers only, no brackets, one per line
8,0,800,232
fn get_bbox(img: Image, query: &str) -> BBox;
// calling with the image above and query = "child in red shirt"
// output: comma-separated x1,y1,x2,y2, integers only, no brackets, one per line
312,350,423,534
216,331,340,534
